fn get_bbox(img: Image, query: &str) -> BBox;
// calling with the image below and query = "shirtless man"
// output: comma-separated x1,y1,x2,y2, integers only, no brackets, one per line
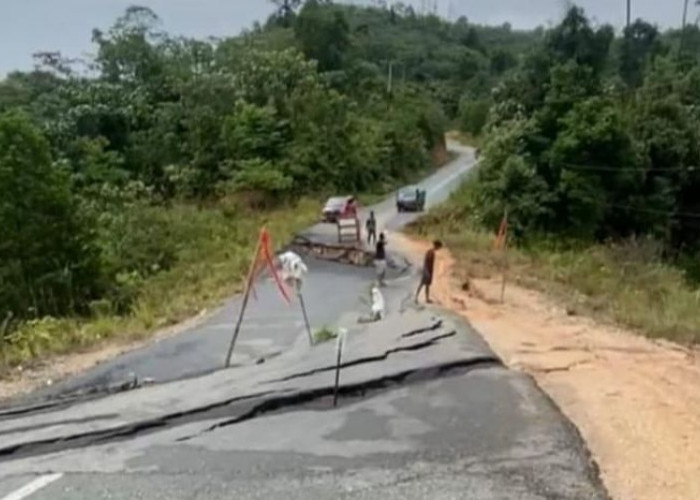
415,240,443,304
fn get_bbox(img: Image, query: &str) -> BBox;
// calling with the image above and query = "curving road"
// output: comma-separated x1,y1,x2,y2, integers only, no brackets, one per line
14,141,478,405
0,143,609,500
297,141,477,248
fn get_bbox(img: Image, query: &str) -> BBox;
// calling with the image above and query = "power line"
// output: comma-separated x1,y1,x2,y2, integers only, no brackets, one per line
604,201,700,220
561,163,697,173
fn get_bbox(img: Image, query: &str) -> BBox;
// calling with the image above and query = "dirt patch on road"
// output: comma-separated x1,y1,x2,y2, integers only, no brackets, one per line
398,232,700,500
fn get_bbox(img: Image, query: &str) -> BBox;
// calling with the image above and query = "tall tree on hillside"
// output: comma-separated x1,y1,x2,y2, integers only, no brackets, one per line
619,20,660,87
545,7,614,77
295,1,350,72
270,0,303,27
92,6,165,85
0,112,100,320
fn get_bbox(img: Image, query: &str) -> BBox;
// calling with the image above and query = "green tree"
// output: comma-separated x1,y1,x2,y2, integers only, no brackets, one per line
269,0,303,27
0,112,100,321
619,20,660,87
545,7,613,77
295,0,351,72
459,98,490,136
490,49,517,76
92,5,168,96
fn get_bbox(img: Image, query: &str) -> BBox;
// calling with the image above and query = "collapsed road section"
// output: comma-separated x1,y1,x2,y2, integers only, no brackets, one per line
0,307,609,500
0,145,609,499
0,312,490,459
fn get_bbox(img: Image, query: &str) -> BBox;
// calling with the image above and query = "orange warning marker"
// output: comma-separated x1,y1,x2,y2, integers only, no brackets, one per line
494,212,508,251
494,209,510,303
226,226,291,367
260,227,292,304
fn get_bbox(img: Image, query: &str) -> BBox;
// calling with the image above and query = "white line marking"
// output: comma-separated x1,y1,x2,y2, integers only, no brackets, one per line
1,474,63,500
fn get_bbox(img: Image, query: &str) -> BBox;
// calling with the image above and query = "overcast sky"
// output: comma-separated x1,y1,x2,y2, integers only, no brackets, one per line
0,0,690,76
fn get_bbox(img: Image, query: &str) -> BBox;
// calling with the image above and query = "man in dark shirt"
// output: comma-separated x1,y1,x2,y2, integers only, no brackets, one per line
415,240,443,304
375,232,387,286
366,211,377,245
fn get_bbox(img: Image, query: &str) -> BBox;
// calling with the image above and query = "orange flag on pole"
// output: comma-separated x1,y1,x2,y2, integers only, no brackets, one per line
260,227,292,304
246,227,292,305
225,226,291,368
494,213,508,251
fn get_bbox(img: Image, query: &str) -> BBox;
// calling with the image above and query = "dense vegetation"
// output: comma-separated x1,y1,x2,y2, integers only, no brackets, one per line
415,5,700,343
465,7,700,254
0,1,538,367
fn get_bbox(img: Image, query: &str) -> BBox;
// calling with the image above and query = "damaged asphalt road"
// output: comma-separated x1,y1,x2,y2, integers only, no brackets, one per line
8,256,380,406
0,309,607,500
0,144,609,499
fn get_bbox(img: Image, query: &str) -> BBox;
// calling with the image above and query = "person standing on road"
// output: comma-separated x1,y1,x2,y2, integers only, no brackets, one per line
366,211,377,245
375,232,388,287
277,250,308,289
370,285,385,321
415,240,443,304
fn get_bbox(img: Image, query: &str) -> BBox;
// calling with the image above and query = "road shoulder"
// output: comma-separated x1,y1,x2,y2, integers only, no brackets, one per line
398,233,700,500
0,309,213,404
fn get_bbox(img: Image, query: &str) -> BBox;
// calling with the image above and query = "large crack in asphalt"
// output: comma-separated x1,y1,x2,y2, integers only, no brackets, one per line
0,336,501,463
0,320,445,420
1,245,410,415
0,414,119,438
401,320,444,338
0,390,278,462
179,356,501,442
265,329,455,384
0,353,290,419
0,375,147,417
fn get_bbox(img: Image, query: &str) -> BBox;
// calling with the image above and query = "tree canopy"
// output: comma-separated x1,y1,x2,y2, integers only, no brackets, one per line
5,1,516,332
468,5,700,254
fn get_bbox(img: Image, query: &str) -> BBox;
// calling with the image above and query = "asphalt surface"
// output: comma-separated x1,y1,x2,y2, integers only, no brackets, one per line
18,257,377,403
0,143,609,499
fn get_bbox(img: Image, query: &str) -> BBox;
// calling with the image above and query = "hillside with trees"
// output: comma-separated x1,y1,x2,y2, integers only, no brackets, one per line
471,7,700,249
0,1,539,369
416,5,700,343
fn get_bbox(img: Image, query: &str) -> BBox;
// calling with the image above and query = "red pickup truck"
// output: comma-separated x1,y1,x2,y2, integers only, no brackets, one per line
322,196,357,223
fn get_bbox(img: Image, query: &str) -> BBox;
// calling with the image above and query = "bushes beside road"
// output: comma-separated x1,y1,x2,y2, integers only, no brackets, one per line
410,181,700,344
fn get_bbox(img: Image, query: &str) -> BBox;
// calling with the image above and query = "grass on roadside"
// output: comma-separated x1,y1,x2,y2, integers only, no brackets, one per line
313,326,338,344
409,197,700,345
0,199,318,375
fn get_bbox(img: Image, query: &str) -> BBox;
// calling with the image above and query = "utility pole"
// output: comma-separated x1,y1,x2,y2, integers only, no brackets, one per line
626,0,631,28
680,0,691,55
387,61,394,95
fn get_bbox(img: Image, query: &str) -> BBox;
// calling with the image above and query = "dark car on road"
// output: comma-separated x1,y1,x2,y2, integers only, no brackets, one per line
396,186,426,212
322,196,356,223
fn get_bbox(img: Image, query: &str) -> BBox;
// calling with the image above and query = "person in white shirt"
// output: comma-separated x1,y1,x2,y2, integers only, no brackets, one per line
277,251,308,289
370,285,385,321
